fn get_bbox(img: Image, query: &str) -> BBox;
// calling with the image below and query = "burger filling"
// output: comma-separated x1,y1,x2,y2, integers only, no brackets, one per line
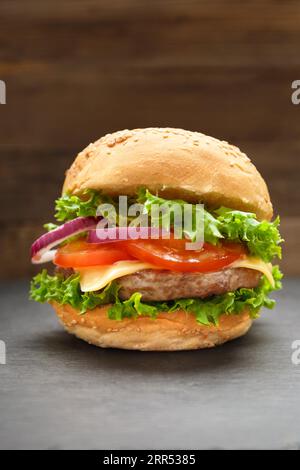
30,189,282,326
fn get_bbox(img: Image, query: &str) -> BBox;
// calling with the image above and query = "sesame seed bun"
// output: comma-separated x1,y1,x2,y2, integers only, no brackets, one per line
63,127,272,221
53,302,252,351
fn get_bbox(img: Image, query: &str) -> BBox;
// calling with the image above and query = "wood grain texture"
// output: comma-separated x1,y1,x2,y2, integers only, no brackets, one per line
0,0,298,276
0,65,298,148
1,1,300,68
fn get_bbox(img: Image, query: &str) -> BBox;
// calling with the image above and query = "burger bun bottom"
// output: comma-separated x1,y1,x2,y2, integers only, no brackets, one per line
52,302,252,351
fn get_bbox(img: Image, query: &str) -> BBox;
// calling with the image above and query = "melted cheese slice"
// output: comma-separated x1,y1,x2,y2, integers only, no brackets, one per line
77,257,274,292
76,261,160,292
230,257,274,287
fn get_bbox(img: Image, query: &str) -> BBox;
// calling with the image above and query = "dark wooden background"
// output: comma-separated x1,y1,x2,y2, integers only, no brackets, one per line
0,0,299,278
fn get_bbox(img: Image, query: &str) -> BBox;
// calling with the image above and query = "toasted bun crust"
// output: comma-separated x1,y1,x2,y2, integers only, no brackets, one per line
63,128,272,220
52,302,252,351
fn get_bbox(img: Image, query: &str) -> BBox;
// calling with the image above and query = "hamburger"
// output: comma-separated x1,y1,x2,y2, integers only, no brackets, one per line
30,128,282,351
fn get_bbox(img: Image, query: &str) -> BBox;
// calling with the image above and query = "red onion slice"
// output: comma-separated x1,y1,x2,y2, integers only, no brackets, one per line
31,217,99,264
87,226,169,243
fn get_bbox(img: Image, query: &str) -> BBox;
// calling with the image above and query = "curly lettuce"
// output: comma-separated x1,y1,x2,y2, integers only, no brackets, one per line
54,189,103,222
30,269,119,314
30,267,282,326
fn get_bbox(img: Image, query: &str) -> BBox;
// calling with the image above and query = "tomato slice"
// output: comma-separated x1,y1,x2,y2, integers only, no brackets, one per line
54,240,133,268
124,238,246,272
54,238,246,272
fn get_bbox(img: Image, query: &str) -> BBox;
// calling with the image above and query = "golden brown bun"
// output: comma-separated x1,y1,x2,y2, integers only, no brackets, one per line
63,127,272,220
52,302,252,351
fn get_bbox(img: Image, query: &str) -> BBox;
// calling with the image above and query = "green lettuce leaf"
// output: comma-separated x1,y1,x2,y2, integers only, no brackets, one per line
214,207,282,262
30,266,282,325
54,189,103,222
30,269,119,314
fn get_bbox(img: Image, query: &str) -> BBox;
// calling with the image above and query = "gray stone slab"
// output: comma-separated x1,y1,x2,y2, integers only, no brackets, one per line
0,279,299,450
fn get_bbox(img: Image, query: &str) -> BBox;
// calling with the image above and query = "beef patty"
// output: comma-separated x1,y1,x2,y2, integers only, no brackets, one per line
56,266,261,302
117,268,261,302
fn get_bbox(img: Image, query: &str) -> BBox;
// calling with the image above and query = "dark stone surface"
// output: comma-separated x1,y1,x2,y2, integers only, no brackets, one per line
0,279,300,450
